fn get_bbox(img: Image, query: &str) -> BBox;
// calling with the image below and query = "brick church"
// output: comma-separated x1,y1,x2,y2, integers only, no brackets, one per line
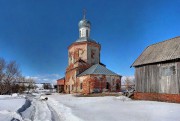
57,13,121,94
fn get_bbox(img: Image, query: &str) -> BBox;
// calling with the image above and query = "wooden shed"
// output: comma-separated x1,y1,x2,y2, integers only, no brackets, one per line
131,36,180,103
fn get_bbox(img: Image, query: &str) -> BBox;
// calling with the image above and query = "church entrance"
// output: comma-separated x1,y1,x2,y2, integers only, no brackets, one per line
106,82,110,90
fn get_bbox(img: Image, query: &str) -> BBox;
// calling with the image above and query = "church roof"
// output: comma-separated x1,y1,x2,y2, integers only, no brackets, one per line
78,64,120,77
132,36,180,67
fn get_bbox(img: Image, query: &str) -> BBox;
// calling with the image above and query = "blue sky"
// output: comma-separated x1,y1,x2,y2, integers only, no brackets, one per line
0,0,180,83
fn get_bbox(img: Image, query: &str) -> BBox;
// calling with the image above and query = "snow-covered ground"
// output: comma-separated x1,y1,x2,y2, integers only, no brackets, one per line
0,95,26,121
0,93,180,121
47,94,180,121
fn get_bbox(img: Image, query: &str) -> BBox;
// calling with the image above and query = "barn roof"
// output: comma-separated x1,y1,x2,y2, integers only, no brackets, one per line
132,36,180,67
78,64,120,77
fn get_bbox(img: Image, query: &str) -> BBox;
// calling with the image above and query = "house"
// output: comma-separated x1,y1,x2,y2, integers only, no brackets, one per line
57,13,121,94
57,78,65,93
131,36,180,103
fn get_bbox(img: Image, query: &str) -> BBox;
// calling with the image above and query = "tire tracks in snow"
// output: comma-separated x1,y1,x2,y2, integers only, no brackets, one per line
47,103,61,121
32,98,61,121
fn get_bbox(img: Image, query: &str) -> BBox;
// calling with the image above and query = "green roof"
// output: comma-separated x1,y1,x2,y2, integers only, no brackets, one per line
78,64,120,77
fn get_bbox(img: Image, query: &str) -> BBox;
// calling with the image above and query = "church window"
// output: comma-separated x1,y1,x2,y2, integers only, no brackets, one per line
86,30,88,37
80,30,81,37
80,83,83,89
91,50,95,59
112,79,115,85
81,29,85,37
79,49,83,57
69,56,72,62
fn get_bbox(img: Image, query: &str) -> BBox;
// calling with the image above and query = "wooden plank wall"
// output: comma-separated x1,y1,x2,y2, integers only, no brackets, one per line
135,62,180,94
177,62,180,93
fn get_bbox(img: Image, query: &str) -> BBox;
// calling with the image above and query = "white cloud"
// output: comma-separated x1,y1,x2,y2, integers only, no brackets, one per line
121,75,135,85
26,74,63,84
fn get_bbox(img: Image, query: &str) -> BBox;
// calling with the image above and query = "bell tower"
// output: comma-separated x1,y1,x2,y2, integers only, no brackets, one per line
68,11,100,66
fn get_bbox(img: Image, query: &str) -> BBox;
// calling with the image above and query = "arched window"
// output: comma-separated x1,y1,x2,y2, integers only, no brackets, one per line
80,83,83,89
86,30,88,37
80,30,82,37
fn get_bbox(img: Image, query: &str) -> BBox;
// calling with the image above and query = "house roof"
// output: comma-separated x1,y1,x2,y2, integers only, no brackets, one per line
132,36,180,67
78,64,120,77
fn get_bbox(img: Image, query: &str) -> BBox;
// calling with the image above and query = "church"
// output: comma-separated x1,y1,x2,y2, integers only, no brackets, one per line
57,13,121,94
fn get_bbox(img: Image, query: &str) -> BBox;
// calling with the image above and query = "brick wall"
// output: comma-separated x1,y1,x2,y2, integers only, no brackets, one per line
77,75,121,94
134,92,180,103
57,79,65,85
82,75,106,94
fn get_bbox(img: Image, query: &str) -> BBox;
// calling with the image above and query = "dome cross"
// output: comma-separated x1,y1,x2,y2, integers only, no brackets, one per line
83,9,86,19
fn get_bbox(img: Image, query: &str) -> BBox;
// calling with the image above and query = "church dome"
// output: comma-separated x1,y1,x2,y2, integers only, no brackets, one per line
78,19,91,28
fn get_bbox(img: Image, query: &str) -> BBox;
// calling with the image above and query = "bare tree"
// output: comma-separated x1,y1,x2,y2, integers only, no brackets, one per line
124,77,135,90
0,58,6,94
13,76,25,93
3,61,21,94
0,58,6,82
0,57,37,94
25,78,35,93
0,57,31,94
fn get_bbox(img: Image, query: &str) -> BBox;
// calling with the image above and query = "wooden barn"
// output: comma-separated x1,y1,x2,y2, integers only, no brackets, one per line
131,36,180,103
